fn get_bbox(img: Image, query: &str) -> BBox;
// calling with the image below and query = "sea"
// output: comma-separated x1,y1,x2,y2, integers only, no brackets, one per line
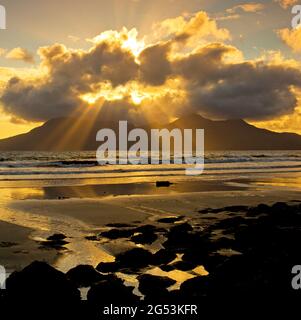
0,150,300,185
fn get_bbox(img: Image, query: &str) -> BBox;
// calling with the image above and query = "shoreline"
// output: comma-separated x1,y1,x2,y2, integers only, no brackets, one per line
0,180,301,272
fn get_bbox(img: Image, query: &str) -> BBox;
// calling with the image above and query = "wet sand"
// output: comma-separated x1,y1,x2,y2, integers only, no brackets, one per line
0,176,301,274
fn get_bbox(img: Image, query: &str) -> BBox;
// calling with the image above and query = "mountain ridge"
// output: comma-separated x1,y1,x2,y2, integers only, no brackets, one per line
1,114,301,151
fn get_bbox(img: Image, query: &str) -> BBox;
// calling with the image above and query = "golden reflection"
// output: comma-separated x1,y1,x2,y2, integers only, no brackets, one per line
147,266,196,290
0,187,44,200
253,176,301,189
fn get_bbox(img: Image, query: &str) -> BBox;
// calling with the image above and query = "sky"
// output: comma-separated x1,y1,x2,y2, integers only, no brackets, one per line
0,0,301,138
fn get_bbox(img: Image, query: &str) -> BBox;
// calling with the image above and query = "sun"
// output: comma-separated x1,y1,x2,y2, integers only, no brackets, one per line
131,90,145,105
122,28,145,58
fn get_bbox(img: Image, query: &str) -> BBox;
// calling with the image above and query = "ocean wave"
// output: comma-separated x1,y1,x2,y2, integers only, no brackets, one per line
0,163,301,177
1,156,301,168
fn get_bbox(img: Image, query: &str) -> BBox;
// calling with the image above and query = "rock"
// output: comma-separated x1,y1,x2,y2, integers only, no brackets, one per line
160,265,175,272
198,207,225,214
115,248,153,269
157,216,183,223
271,202,289,212
42,233,69,249
100,228,135,239
152,249,177,265
198,208,214,214
88,274,138,305
182,250,210,265
5,261,80,316
198,206,248,214
96,262,119,273
138,274,176,297
156,181,171,187
66,265,105,287
211,237,235,250
170,223,193,234
223,206,248,212
171,261,197,271
214,216,246,230
47,233,67,241
131,232,157,245
85,235,98,241
247,203,270,217
163,223,198,252
180,276,211,300
130,225,165,244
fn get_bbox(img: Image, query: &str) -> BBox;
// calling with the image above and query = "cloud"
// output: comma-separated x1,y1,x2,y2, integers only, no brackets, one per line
150,11,230,44
1,37,139,122
2,10,301,124
173,43,301,120
274,0,298,9
227,3,265,14
278,28,301,52
6,48,35,64
215,14,241,21
139,43,172,85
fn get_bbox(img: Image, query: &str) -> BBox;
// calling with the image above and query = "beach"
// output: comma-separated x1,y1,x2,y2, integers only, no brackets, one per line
0,151,301,317
0,151,300,272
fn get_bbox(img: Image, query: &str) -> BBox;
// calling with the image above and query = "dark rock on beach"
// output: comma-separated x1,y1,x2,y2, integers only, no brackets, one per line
156,181,171,187
246,203,270,217
138,274,176,299
198,205,248,214
115,248,153,270
157,216,184,223
3,261,81,317
152,249,177,265
100,228,135,239
85,235,98,241
47,233,67,241
96,261,119,273
3,200,301,316
131,231,158,244
38,233,70,250
66,265,105,287
87,274,138,305
171,260,197,271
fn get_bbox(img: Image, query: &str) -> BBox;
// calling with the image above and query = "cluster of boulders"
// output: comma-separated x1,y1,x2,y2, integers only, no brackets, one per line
1,201,301,317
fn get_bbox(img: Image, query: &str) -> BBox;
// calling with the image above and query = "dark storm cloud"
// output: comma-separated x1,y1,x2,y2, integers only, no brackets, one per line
173,44,301,120
139,43,172,86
